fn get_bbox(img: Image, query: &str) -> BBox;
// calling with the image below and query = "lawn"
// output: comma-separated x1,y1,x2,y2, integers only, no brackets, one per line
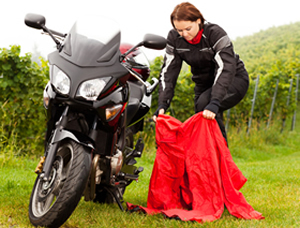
1,118,300,227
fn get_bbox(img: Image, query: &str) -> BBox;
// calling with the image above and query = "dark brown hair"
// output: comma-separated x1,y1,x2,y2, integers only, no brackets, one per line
170,2,205,29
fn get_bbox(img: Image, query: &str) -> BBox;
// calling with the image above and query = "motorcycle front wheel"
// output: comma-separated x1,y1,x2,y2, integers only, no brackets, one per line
29,140,91,228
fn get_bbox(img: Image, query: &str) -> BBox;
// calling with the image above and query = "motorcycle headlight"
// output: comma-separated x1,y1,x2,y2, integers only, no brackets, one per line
76,77,111,101
51,65,70,95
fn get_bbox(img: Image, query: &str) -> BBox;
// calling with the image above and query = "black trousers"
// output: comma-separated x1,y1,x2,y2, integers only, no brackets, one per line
194,76,249,142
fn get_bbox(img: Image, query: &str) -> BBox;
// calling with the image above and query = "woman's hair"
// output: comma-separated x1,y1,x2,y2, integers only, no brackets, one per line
170,2,205,29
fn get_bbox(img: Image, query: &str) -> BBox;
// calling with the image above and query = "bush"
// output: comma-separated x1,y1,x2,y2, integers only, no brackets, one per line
0,45,48,155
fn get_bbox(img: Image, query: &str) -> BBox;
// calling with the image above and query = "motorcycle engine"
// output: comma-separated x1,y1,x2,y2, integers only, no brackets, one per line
110,149,123,175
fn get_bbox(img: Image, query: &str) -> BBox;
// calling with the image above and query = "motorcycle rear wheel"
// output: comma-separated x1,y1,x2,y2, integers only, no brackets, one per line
29,140,91,228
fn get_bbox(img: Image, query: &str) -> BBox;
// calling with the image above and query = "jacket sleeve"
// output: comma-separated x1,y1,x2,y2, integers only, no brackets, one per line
158,30,183,111
206,25,236,108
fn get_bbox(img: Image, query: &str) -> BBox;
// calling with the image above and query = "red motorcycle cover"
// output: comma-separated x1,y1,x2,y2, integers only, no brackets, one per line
127,112,264,222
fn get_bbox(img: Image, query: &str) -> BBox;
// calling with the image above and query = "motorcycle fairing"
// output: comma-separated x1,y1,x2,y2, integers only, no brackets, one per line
48,51,128,98
126,81,151,127
60,15,121,67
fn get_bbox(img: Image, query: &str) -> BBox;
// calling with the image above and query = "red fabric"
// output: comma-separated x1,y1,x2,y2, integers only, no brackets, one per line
127,112,264,222
186,29,203,44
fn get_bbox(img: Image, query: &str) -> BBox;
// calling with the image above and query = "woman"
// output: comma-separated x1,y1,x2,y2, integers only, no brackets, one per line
153,2,249,142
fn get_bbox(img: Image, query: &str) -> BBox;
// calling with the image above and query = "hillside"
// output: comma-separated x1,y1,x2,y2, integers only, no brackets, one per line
233,22,300,79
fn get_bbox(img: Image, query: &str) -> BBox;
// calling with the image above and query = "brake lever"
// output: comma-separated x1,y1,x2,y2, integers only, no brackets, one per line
122,62,159,95
145,78,159,96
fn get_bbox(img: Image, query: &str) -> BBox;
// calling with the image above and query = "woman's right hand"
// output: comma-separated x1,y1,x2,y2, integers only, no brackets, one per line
153,109,165,122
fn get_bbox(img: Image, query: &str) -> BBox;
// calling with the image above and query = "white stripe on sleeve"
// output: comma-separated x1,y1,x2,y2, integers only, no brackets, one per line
160,53,174,91
213,51,224,85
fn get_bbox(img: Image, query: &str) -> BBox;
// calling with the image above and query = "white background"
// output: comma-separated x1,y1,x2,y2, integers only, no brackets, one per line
1,0,299,60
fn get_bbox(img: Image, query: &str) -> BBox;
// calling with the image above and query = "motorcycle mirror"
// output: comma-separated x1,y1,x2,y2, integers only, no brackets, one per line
25,13,63,49
25,13,46,30
143,34,166,50
120,34,166,62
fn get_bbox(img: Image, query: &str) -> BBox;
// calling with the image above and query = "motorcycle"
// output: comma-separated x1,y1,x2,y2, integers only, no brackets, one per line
24,13,166,228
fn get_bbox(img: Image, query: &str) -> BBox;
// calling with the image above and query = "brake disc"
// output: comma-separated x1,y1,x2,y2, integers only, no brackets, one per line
37,156,63,202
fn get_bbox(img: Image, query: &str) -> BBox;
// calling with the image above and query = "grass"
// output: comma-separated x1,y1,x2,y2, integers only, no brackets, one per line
1,113,300,227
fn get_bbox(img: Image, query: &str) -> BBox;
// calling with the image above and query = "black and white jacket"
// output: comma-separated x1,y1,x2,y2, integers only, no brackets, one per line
158,21,248,112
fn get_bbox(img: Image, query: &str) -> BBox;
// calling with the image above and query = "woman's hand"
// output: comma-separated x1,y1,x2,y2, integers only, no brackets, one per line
203,109,216,120
153,109,165,122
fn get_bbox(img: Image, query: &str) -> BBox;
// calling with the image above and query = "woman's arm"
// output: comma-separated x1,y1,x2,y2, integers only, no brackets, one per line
204,24,237,118
154,30,182,120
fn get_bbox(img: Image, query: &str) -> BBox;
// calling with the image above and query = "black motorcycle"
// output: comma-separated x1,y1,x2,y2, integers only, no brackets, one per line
24,13,166,228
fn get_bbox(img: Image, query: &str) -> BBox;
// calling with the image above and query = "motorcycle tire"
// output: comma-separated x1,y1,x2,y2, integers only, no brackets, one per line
125,127,134,148
29,139,91,228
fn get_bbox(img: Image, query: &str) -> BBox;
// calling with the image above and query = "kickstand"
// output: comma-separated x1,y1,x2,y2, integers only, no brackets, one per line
105,187,124,211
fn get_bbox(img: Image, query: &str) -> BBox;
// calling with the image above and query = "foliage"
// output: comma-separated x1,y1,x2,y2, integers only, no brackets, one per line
0,45,48,155
231,22,300,124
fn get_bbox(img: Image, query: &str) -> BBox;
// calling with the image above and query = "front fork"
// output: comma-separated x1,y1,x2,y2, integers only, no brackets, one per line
40,106,69,182
40,106,96,182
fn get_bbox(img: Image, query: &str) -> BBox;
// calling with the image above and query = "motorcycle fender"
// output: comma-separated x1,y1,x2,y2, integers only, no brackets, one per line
52,129,95,151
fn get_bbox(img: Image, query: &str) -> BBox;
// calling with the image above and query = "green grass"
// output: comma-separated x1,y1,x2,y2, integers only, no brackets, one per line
1,115,300,227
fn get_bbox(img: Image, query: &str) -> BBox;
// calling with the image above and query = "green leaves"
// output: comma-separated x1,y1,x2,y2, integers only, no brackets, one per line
1,63,11,71
232,22,300,124
0,45,48,155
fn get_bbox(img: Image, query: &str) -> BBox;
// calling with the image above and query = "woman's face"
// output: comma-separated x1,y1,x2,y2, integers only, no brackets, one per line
173,19,201,41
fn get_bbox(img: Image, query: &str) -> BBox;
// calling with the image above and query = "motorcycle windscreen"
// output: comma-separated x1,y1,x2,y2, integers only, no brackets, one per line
60,15,121,67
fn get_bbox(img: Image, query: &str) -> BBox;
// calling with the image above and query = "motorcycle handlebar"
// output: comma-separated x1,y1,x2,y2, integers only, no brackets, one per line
123,62,158,96
146,78,159,96
46,29,66,38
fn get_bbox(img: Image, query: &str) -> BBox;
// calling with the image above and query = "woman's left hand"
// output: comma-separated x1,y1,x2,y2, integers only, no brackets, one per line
203,109,216,120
